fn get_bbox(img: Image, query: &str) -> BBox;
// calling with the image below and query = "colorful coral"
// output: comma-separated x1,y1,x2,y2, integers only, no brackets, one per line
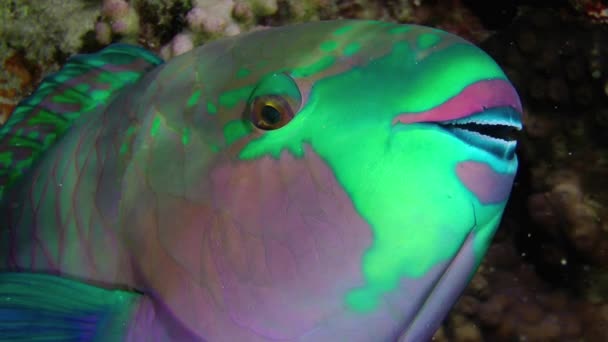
97,0,141,43
0,0,100,63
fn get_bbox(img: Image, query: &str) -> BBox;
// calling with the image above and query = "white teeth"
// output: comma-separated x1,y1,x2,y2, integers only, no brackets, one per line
437,106,522,160
443,106,523,130
450,128,518,160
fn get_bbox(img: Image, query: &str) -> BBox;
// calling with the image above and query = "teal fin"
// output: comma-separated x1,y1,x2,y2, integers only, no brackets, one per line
0,44,164,201
0,272,142,341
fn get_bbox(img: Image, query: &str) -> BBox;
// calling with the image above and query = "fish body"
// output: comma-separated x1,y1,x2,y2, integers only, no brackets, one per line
0,20,522,341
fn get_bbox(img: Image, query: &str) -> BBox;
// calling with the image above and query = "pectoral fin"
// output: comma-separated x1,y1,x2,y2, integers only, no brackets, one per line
0,272,141,341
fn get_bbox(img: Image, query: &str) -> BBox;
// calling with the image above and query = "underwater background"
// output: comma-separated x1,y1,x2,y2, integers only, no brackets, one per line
1,0,607,341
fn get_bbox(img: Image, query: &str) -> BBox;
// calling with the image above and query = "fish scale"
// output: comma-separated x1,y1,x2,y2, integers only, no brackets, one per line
0,44,163,202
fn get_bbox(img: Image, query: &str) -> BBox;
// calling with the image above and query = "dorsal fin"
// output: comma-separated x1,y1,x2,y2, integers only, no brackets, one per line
0,44,164,201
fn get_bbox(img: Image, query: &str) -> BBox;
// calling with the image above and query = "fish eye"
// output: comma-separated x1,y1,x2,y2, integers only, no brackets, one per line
250,95,294,130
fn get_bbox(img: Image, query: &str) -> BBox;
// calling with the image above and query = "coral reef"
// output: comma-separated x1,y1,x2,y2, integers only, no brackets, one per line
0,0,100,64
435,222,608,341
0,0,100,124
159,0,280,58
97,0,141,44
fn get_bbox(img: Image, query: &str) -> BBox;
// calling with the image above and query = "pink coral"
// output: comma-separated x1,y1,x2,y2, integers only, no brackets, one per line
96,0,140,42
160,33,194,59
101,0,129,18
186,7,227,34
95,22,112,45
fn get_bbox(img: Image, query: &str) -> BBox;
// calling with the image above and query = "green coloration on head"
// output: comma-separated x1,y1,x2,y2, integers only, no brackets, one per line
291,56,336,78
234,22,512,313
207,102,218,114
182,127,191,145
120,143,128,155
0,21,520,341
418,33,441,49
333,24,355,35
320,40,339,52
224,120,253,146
187,90,202,107
219,85,255,108
120,126,138,155
237,67,251,78
250,73,302,105
126,125,137,137
343,42,361,56
389,26,412,34
150,116,162,137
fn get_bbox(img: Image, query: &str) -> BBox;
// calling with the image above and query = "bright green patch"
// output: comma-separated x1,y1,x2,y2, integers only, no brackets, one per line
320,40,339,52
207,102,218,114
150,116,162,137
291,56,336,78
182,127,191,145
389,26,412,34
236,39,510,313
27,111,69,130
418,33,441,49
126,125,137,136
219,85,255,108
119,127,134,154
223,120,252,146
187,90,202,107
237,68,251,78
249,73,302,106
74,83,90,93
27,131,40,139
343,42,361,56
333,25,355,35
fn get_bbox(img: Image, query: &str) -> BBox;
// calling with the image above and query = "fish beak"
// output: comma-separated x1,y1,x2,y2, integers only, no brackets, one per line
398,231,479,341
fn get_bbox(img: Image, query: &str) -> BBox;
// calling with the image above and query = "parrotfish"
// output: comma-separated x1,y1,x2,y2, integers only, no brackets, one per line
0,20,522,341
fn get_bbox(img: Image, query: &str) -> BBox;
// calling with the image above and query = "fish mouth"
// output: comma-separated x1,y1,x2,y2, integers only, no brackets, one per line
436,106,522,160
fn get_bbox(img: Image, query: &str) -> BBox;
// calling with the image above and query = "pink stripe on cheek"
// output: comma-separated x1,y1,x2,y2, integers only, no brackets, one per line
456,161,515,204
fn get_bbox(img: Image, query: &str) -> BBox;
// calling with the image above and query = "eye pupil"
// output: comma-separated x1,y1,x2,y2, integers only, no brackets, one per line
249,95,294,130
261,105,281,125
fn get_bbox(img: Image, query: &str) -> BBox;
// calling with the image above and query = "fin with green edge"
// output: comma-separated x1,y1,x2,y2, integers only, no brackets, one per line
0,43,164,201
0,272,142,341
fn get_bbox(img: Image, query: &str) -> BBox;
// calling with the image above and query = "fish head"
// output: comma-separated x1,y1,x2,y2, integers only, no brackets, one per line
123,20,522,341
